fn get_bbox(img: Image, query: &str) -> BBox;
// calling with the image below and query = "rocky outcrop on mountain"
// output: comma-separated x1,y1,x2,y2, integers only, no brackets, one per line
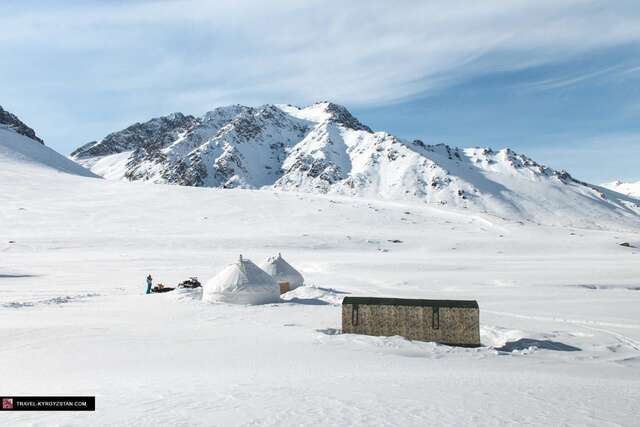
71,101,640,229
72,105,310,188
0,106,44,144
71,113,199,158
318,101,372,132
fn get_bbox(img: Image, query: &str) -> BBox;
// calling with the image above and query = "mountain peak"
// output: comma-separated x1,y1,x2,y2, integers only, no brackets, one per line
307,101,372,132
0,105,44,144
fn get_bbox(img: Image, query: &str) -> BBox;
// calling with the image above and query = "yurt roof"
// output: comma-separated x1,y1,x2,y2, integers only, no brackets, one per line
259,253,304,286
203,255,280,304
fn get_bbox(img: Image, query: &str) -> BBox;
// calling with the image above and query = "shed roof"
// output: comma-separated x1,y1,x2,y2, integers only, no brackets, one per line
342,296,478,308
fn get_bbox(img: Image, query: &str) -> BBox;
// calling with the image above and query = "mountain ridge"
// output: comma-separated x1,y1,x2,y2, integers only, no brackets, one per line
70,102,640,229
0,105,44,144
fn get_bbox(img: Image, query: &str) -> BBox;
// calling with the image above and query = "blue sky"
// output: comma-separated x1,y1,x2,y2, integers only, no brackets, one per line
1,0,639,183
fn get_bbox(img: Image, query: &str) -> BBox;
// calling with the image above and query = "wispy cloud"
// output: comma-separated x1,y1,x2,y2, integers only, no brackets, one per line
2,0,640,108
1,0,640,154
516,61,640,92
518,64,626,91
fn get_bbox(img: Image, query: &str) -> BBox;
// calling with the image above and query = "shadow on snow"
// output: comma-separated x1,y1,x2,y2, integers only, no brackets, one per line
496,338,581,352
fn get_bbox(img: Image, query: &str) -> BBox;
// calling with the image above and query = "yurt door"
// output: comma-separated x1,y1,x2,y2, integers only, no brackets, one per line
279,281,290,294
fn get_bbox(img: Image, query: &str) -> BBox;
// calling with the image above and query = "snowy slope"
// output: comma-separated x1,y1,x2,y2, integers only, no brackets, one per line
2,148,640,426
0,125,96,178
603,180,640,199
71,102,640,230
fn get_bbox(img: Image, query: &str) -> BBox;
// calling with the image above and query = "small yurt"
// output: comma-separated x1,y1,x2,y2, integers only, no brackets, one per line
203,255,280,305
259,253,304,294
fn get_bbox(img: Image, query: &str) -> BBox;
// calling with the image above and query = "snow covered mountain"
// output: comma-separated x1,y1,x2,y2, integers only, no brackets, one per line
71,102,640,229
0,108,96,178
602,180,640,199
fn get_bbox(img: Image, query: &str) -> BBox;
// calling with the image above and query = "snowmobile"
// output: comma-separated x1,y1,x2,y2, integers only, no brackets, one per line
177,277,202,289
151,283,175,293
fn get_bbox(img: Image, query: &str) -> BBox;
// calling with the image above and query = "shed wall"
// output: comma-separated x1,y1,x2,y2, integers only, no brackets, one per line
342,303,480,346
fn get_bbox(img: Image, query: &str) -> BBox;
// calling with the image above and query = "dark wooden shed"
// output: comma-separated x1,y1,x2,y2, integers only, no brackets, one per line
341,296,480,347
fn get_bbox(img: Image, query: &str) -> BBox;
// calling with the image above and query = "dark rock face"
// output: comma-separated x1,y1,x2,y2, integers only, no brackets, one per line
71,113,199,158
0,106,44,144
321,102,372,132
160,156,208,187
71,104,311,188
282,156,345,191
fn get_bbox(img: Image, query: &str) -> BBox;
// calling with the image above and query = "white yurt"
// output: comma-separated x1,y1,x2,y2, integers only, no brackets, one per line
203,255,280,305
258,253,304,294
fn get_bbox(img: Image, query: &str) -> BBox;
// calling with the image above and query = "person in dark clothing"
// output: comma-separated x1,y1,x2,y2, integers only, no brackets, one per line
146,274,153,294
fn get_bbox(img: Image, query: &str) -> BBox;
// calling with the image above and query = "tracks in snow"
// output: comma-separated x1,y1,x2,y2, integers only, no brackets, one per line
485,310,640,352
